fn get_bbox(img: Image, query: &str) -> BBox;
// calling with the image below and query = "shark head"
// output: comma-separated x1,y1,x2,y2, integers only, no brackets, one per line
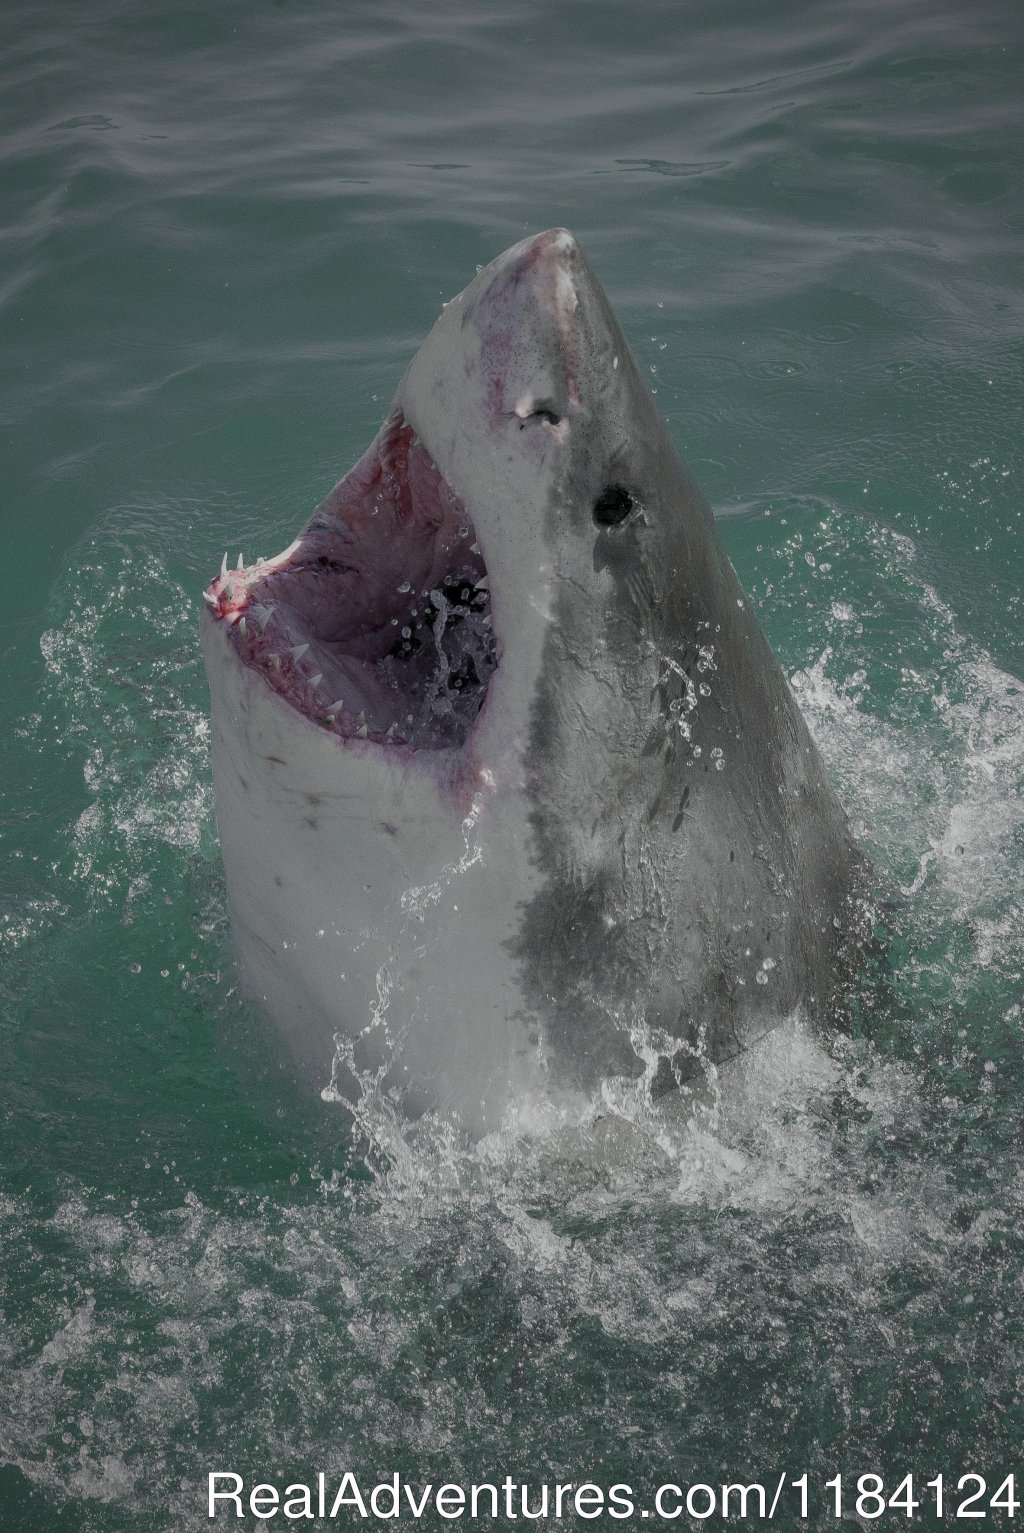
202,230,865,1136
203,230,683,780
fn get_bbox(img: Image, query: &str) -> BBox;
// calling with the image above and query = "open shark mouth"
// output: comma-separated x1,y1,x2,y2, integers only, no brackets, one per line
203,413,497,751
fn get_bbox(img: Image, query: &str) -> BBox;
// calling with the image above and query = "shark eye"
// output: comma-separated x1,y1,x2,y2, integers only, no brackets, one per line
593,483,635,527
533,407,562,426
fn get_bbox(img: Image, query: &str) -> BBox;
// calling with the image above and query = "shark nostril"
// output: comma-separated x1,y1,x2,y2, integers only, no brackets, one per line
513,396,563,428
593,483,635,527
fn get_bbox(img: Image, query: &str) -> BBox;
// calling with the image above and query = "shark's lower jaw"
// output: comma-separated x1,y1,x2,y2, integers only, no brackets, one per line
204,413,496,751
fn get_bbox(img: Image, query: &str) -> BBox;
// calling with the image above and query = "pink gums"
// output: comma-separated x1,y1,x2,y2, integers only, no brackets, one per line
205,414,492,755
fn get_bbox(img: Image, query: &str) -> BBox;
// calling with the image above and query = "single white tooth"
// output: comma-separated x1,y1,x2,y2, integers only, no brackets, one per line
268,653,281,670
238,616,248,638
324,711,337,724
475,576,489,591
248,604,267,631
236,553,244,571
356,723,368,738
202,590,217,607
257,555,266,565
290,643,309,662
309,672,323,688
356,710,366,727
385,723,398,739
220,552,228,579
328,697,345,714
224,583,235,602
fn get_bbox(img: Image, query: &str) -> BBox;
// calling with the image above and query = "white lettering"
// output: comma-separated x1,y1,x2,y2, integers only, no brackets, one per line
608,1485,634,1519
370,1476,400,1519
250,1484,279,1519
655,1484,683,1519
575,1484,604,1519
436,1485,465,1519
209,1474,243,1517
554,1484,574,1518
470,1484,499,1517
521,1485,548,1520
686,1484,716,1520
403,1483,433,1518
283,1484,314,1519
722,1483,766,1519
329,1473,368,1518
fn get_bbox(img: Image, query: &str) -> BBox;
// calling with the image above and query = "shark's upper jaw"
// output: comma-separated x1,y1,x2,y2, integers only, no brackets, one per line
203,229,596,758
203,412,496,752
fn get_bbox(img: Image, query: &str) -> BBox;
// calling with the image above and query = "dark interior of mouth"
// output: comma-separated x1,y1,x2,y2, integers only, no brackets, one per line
212,413,496,750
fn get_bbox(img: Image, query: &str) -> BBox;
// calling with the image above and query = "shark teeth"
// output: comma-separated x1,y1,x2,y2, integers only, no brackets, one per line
238,616,248,638
356,723,369,738
220,552,228,580
289,643,310,662
202,590,218,607
236,553,244,571
249,604,273,633
308,672,323,688
268,653,281,670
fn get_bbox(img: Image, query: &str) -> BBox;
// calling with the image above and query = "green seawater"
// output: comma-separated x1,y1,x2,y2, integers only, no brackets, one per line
1,0,1022,1528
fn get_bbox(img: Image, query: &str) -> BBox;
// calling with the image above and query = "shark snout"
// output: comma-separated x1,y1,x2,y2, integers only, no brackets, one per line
498,227,581,314
468,229,585,427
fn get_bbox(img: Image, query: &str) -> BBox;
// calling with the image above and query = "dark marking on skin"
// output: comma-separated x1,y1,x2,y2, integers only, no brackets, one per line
379,822,399,837
305,792,323,807
304,816,318,830
274,875,284,888
642,725,664,758
265,755,287,766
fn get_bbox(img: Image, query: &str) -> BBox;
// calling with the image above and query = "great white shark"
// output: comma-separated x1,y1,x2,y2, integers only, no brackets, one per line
201,228,868,1135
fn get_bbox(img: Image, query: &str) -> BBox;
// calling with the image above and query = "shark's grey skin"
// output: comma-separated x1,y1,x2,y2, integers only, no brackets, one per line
201,229,867,1134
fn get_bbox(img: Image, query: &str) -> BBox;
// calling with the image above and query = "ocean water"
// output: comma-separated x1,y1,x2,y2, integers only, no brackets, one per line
2,0,1023,1527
